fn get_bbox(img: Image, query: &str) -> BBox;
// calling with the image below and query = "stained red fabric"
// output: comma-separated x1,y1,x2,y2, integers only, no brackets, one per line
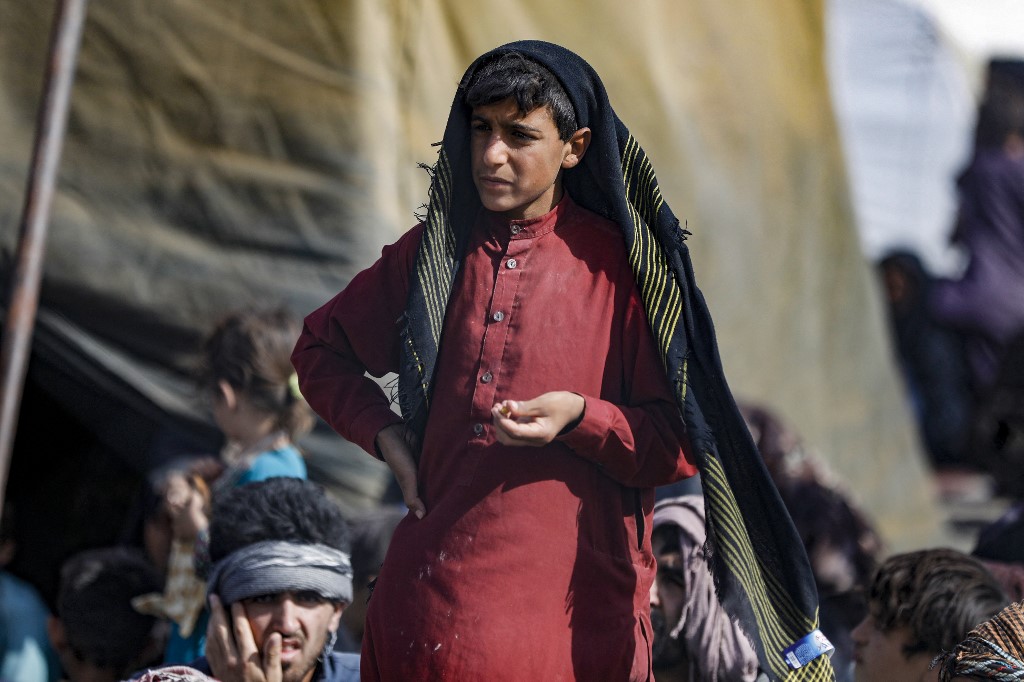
293,194,696,681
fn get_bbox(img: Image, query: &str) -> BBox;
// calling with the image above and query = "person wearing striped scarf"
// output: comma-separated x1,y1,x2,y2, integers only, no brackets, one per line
294,40,832,681
935,601,1024,681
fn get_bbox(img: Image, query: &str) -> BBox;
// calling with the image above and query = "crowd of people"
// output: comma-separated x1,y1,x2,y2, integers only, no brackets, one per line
0,42,1022,682
877,58,1024,498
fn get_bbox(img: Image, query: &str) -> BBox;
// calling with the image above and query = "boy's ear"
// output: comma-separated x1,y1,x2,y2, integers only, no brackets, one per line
561,127,592,169
217,380,238,410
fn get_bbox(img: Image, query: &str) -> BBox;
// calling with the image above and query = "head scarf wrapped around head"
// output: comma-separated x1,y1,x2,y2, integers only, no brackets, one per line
205,540,353,606
397,40,832,681
936,601,1024,681
653,496,761,681
135,667,218,682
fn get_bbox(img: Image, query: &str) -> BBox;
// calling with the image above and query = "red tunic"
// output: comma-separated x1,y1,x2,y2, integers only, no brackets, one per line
292,194,696,681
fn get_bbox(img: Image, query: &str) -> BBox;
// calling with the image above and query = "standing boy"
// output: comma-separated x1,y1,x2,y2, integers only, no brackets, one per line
293,41,831,681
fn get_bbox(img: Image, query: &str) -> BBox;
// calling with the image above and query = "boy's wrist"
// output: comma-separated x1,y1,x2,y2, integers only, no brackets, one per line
374,423,405,461
557,393,586,436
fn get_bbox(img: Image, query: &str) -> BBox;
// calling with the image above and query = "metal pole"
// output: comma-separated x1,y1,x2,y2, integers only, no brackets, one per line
0,0,90,509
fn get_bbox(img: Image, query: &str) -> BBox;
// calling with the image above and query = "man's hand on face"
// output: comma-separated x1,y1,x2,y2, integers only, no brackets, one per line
375,423,426,519
490,391,585,446
206,594,283,682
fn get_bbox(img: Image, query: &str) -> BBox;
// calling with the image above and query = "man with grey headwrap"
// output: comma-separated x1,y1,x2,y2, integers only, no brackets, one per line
650,495,761,682
181,478,359,682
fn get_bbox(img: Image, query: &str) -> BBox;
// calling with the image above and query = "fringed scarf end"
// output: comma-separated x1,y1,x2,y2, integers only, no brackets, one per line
396,313,429,439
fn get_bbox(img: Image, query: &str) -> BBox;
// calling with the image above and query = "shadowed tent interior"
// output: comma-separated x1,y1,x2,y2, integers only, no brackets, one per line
0,0,945,605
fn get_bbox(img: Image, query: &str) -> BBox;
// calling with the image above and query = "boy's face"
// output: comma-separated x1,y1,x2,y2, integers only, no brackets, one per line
851,612,935,682
470,98,586,221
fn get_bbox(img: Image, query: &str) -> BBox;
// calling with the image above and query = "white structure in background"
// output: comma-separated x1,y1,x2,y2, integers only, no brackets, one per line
827,0,976,275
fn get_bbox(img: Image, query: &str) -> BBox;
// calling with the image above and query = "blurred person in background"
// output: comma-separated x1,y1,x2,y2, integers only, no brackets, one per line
932,59,1024,397
0,504,60,682
930,60,1024,499
197,306,313,492
47,547,163,682
877,251,973,471
159,306,314,663
934,600,1024,681
335,507,404,653
649,495,760,681
740,401,883,681
851,548,1008,682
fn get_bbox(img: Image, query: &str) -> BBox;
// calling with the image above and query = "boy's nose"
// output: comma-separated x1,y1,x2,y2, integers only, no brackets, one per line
482,135,509,166
272,597,301,633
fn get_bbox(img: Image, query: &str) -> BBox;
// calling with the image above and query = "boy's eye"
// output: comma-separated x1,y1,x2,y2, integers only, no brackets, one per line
245,593,276,604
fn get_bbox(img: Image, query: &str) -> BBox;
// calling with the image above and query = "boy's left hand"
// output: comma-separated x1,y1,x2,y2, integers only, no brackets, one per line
491,391,585,446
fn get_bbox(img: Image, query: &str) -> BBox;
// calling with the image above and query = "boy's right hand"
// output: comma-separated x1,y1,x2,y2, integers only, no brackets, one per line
375,424,426,519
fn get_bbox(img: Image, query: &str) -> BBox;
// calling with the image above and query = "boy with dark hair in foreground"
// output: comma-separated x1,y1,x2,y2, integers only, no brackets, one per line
851,548,1008,682
294,41,830,681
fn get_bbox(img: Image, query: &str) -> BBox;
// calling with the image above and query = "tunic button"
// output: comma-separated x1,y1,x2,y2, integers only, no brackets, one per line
506,258,517,269
510,225,521,235
481,371,493,384
492,311,504,322
473,423,484,435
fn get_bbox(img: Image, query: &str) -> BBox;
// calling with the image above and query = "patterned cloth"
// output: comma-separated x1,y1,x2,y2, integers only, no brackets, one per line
205,541,352,605
652,496,760,681
132,666,216,682
937,601,1024,680
132,539,207,637
396,40,831,681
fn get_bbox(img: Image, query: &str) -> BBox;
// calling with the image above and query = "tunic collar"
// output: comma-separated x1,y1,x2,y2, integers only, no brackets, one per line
482,192,576,241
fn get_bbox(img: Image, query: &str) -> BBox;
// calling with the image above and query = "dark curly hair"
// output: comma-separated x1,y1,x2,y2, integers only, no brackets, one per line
56,546,162,675
464,51,578,141
208,477,350,563
867,548,1008,657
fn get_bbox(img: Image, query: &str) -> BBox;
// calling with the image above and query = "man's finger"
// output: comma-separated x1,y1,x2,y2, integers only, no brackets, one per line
264,632,283,682
206,594,238,672
231,601,260,663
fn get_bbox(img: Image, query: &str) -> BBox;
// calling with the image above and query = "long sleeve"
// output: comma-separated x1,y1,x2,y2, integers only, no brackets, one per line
291,226,423,456
558,286,695,488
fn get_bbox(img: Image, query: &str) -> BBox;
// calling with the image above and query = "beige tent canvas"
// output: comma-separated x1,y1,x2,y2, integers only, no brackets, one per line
0,0,944,549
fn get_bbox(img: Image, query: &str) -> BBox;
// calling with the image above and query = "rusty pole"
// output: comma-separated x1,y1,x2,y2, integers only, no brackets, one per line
0,0,90,509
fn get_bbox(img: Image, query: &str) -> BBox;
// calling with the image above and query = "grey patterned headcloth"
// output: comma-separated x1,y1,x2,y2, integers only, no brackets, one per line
206,540,353,605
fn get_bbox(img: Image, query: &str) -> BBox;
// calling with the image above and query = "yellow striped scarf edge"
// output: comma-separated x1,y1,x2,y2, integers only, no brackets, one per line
702,454,822,679
622,139,680,361
415,150,457,346
622,136,831,681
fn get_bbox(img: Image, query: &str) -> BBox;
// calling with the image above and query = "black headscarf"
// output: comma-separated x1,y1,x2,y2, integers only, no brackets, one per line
397,40,834,681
